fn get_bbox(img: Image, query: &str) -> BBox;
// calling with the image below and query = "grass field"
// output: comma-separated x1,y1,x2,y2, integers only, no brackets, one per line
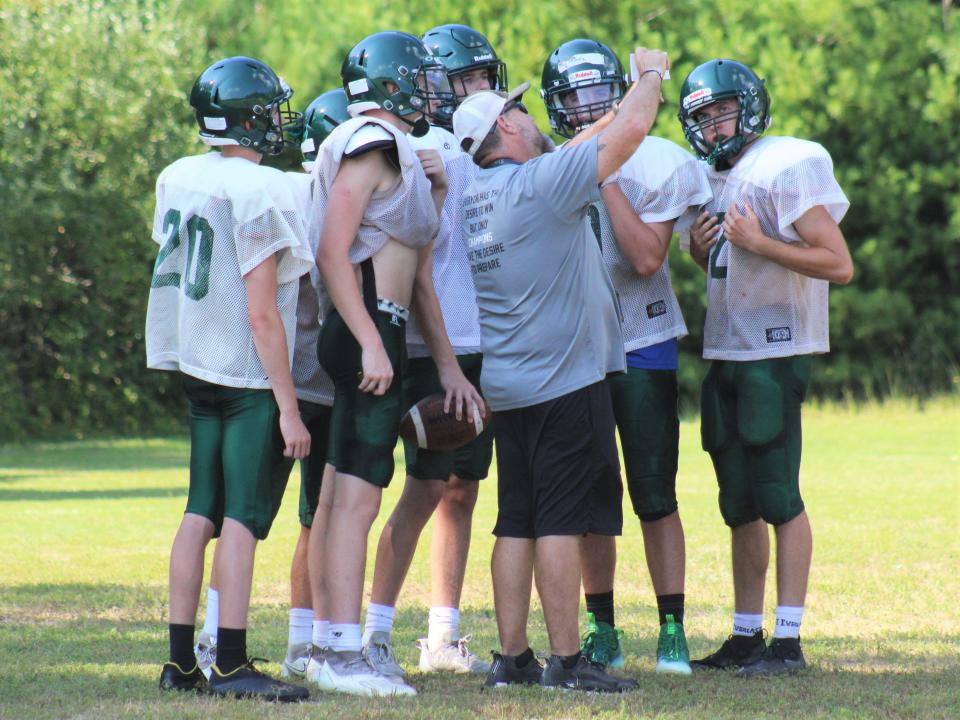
1,399,958,719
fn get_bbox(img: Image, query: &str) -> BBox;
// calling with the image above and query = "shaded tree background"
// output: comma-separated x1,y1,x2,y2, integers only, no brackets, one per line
1,0,957,440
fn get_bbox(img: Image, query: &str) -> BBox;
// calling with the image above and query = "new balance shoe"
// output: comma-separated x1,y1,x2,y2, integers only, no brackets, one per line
655,614,691,675
737,637,807,677
281,641,312,679
483,652,543,688
540,654,638,693
417,633,491,674
691,630,766,670
208,659,309,702
362,630,406,677
580,612,625,669
158,661,206,692
193,631,216,680
309,649,416,697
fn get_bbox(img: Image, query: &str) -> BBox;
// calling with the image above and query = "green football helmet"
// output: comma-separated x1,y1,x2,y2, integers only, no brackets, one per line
341,31,454,137
541,39,627,138
300,88,351,171
189,56,299,156
678,59,771,169
422,23,507,100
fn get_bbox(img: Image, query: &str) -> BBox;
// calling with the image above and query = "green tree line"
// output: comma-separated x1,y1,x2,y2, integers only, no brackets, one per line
1,0,957,440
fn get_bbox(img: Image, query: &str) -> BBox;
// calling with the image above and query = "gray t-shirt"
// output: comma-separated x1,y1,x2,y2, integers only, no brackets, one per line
461,137,625,411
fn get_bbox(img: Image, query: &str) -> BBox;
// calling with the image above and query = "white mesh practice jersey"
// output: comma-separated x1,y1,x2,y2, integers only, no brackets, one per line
146,152,313,388
307,116,438,266
701,136,849,360
595,136,713,352
285,171,334,406
406,126,482,358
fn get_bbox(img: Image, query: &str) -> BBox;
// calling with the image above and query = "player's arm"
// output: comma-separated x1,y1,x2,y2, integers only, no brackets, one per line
723,203,854,284
410,243,483,420
244,256,310,459
600,182,674,277
316,150,395,395
594,48,669,182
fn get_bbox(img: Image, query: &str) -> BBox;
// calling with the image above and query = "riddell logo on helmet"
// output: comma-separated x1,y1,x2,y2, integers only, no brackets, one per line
569,69,601,83
682,87,713,109
473,53,494,62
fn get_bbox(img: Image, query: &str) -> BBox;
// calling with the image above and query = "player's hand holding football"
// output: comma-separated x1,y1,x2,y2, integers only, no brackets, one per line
438,364,484,422
690,210,721,267
416,149,448,192
359,340,394,395
724,203,769,254
279,411,312,459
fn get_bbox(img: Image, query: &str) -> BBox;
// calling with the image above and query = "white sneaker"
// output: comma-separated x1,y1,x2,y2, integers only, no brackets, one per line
417,634,491,674
308,649,416,697
193,631,216,680
281,641,312,679
362,631,406,677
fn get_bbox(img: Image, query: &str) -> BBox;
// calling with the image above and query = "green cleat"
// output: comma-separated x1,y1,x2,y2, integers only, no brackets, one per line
655,614,691,675
580,612,625,669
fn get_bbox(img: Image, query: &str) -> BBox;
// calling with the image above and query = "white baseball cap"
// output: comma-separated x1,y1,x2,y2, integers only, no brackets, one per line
453,81,530,156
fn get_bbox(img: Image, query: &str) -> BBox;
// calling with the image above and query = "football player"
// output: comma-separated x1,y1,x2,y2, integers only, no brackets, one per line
190,90,350,683
541,38,712,676
678,59,853,675
303,31,482,698
149,56,313,701
361,23,505,678
279,88,350,678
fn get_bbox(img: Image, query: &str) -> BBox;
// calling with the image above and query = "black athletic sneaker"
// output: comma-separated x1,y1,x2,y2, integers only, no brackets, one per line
483,652,544,688
540,654,639,693
737,637,806,677
690,631,766,670
209,659,309,702
159,661,206,692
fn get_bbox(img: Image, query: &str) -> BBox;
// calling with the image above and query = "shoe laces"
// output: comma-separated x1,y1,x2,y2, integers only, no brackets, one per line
581,623,622,664
455,634,477,658
363,641,397,668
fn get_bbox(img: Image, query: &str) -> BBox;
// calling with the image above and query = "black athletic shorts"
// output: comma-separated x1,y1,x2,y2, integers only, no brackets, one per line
492,381,623,539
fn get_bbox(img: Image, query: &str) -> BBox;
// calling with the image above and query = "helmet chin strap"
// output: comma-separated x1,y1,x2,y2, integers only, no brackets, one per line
706,134,746,171
398,113,431,137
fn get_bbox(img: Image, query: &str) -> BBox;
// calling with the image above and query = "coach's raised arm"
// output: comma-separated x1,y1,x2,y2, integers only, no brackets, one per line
568,47,670,182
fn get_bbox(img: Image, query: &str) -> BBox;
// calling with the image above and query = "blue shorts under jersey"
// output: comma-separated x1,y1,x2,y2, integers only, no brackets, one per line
625,338,678,371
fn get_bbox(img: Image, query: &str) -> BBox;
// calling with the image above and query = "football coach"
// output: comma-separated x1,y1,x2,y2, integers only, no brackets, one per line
452,47,670,691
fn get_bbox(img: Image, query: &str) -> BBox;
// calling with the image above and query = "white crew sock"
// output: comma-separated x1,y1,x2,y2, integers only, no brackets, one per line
732,612,764,637
288,607,313,647
428,606,460,650
312,619,330,649
773,605,804,639
361,603,395,645
201,587,219,640
328,623,362,652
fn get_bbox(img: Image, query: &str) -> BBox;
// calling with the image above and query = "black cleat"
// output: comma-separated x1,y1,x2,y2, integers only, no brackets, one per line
159,661,206,692
737,637,806,677
540,654,638,693
691,631,766,670
483,652,543,688
209,659,309,702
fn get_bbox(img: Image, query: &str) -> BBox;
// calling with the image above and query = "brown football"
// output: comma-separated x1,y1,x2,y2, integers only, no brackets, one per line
399,393,492,451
